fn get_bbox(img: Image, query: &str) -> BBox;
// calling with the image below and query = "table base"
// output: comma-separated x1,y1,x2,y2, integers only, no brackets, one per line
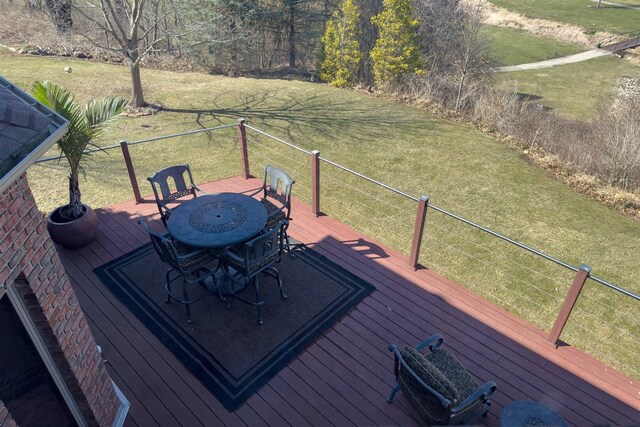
203,267,247,295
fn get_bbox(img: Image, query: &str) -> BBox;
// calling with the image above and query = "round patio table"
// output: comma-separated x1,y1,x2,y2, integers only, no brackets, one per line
500,400,568,427
167,193,268,294
167,193,267,248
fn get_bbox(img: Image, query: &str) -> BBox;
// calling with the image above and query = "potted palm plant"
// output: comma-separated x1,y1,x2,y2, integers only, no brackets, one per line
32,81,127,249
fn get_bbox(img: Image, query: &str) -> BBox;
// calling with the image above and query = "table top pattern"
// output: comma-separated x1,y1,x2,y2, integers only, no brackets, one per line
500,400,568,427
167,193,268,248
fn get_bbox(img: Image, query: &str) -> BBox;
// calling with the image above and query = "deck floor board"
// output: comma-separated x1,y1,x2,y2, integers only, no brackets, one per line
58,176,638,427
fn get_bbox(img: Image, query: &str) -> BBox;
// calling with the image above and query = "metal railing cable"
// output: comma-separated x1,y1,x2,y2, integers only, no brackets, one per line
424,233,553,310
35,123,238,164
572,305,639,343
126,123,237,146
320,169,417,216
426,220,563,302
245,126,639,302
426,205,639,300
246,148,312,193
564,318,639,378
319,176,416,239
425,216,572,291
424,247,552,319
35,143,120,163
250,138,415,231
578,290,640,327
247,137,310,169
319,156,420,202
316,190,412,241
245,125,312,155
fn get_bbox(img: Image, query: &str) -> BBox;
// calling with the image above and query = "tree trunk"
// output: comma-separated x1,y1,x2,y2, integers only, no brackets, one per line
288,0,296,68
597,0,602,8
129,60,145,108
455,71,466,112
63,173,84,220
44,0,72,32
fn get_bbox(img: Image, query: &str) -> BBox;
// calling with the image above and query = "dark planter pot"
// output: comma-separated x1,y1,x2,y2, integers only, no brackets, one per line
47,204,98,249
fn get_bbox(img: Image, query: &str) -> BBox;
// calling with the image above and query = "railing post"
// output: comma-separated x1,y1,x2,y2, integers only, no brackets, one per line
547,264,592,345
409,196,429,269
120,140,143,203
311,150,320,216
238,118,250,179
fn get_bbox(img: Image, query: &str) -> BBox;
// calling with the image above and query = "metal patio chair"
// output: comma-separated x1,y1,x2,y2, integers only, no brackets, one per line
148,164,203,227
250,165,295,256
138,220,218,324
222,220,289,325
388,334,497,425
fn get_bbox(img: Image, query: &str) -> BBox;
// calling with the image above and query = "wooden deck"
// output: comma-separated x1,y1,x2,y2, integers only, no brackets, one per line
59,176,639,427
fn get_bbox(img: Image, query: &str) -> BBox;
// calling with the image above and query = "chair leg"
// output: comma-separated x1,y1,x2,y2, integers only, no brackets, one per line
387,383,400,403
254,276,264,325
284,229,295,258
263,267,286,299
165,270,173,303
275,268,286,299
183,277,192,324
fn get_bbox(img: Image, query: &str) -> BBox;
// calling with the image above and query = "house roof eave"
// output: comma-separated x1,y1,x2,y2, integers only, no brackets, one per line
0,76,69,194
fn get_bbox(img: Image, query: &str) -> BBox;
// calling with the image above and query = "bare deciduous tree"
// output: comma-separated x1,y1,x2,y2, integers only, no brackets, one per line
452,1,490,111
413,0,492,112
73,0,179,107
45,0,73,31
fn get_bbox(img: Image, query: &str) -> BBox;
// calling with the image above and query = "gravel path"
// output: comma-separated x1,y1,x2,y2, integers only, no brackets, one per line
588,0,640,11
495,48,613,72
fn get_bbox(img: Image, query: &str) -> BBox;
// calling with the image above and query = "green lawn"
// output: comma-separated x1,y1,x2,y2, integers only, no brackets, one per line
490,0,640,34
483,25,585,66
495,55,640,118
4,53,639,380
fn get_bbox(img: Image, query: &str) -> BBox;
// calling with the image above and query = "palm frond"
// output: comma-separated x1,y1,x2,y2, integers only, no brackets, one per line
32,81,87,138
85,97,128,139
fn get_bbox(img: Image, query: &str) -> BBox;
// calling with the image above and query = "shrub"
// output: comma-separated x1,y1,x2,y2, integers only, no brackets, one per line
370,0,423,86
320,0,362,87
592,98,640,190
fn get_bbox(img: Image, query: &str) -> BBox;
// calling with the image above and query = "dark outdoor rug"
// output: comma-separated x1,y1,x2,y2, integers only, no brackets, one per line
94,242,375,411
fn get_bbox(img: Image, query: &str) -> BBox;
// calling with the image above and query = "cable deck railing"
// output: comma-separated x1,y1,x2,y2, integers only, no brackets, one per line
36,119,639,379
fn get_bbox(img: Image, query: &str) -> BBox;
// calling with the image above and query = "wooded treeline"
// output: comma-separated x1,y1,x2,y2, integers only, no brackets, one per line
29,0,490,107
30,0,349,72
13,0,640,195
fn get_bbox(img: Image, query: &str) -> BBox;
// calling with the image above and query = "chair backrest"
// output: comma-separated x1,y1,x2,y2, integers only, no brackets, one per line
396,348,453,422
147,164,198,225
262,166,294,217
137,219,181,270
242,220,288,275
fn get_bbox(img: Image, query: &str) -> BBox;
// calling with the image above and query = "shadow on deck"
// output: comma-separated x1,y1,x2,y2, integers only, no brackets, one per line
59,176,639,427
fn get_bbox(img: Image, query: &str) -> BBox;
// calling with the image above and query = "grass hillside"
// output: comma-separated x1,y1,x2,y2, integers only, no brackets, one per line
495,55,640,118
489,0,640,34
3,52,638,380
483,25,584,66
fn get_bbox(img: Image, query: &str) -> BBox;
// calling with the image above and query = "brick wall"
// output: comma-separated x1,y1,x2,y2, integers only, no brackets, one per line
0,173,119,426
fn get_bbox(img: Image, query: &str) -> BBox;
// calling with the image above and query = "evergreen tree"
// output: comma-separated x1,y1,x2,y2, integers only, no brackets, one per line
320,0,362,87
370,0,423,85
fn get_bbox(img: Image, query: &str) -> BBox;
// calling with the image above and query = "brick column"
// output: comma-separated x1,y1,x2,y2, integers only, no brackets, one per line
1,174,119,426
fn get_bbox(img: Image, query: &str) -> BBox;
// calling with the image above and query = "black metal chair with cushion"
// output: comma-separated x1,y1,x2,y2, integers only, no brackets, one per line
138,220,218,324
250,165,295,256
222,220,289,325
148,164,203,227
388,334,497,426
